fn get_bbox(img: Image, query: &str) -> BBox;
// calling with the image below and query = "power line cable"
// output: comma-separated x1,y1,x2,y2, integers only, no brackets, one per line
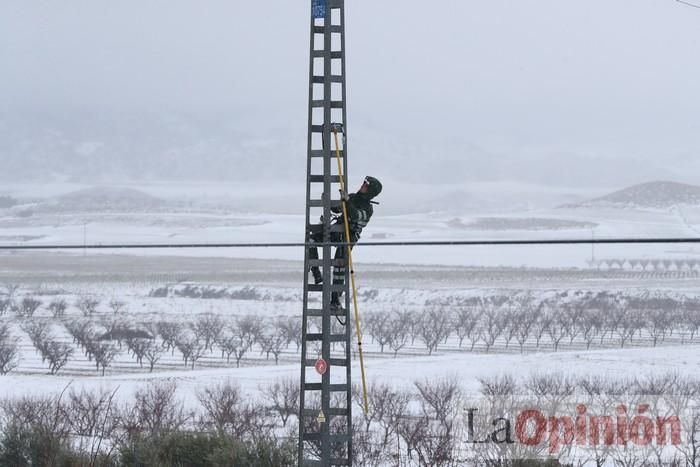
2,237,700,250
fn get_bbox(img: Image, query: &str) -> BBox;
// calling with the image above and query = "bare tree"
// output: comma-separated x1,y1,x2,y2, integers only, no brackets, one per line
399,376,463,467
188,341,206,369
478,374,518,397
563,290,594,344
397,415,455,467
18,296,42,317
108,299,126,314
478,298,506,353
0,336,20,374
216,324,252,367
44,340,73,375
387,310,410,357
397,309,420,345
20,321,71,375
0,298,12,316
119,380,187,438
683,297,700,342
365,311,393,353
414,376,461,427
532,300,554,349
64,387,119,463
237,314,264,349
175,333,203,369
646,306,671,347
157,321,183,354
546,311,568,352
193,313,225,353
499,305,518,349
617,308,641,349
606,294,634,347
452,305,479,350
48,298,68,318
65,319,97,359
76,296,100,317
352,382,410,447
578,308,603,350
418,306,451,355
515,305,540,353
143,341,164,373
22,320,51,358
258,326,288,364
260,378,299,427
125,337,151,368
275,316,300,351
93,342,119,376
197,380,270,439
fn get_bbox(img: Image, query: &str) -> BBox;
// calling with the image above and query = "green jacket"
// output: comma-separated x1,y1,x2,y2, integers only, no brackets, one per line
332,193,374,238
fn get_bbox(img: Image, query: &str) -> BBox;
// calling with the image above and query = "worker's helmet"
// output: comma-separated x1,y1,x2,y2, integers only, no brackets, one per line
363,176,382,199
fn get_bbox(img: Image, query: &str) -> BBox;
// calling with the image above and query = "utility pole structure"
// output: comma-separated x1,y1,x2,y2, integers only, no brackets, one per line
299,0,353,466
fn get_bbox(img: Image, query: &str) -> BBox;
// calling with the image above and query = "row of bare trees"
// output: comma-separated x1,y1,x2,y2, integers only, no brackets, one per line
1,369,698,465
0,295,124,318
0,324,20,375
364,291,700,356
0,379,297,465
22,321,74,374
350,372,700,467
152,313,299,369
0,284,126,318
1,313,302,376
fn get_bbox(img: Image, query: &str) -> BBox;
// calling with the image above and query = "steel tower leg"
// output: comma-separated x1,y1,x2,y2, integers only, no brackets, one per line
299,0,352,466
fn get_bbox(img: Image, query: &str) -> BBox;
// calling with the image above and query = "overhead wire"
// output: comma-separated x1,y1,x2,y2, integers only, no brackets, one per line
2,237,700,250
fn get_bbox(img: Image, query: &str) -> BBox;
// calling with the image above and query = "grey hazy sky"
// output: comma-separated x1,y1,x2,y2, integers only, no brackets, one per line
1,0,699,185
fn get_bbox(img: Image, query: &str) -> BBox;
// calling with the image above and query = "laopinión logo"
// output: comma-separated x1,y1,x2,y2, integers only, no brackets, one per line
459,395,693,463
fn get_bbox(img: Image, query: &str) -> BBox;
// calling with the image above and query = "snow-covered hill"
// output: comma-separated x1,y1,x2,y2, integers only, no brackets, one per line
564,181,700,210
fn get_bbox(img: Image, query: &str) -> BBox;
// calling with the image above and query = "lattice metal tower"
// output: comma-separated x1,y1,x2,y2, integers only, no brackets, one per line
298,0,353,466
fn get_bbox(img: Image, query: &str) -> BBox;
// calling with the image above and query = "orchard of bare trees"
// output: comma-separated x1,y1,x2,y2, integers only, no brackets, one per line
0,372,696,466
364,290,700,356
3,282,700,378
3,311,303,376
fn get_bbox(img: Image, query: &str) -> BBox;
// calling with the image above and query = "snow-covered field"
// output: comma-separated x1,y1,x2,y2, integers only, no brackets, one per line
2,180,700,268
1,180,700,405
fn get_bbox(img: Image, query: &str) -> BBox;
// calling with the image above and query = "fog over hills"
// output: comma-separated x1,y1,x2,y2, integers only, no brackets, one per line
0,111,694,190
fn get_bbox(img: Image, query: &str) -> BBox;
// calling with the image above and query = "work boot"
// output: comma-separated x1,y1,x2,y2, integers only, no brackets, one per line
311,267,323,285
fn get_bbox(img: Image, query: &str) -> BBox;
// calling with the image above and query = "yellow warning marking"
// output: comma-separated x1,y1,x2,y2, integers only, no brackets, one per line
317,410,326,424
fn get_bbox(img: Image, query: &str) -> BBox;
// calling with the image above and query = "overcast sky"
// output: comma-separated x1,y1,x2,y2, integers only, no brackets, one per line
1,0,699,186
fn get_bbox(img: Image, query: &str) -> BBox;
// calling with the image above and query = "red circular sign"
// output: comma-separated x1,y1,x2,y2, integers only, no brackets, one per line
315,358,328,375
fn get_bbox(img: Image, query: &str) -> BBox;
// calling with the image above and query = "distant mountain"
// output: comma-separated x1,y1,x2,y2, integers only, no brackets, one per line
564,181,700,209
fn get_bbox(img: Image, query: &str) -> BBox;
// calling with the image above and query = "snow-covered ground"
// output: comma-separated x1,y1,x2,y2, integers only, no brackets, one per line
2,180,700,268
1,180,699,403
0,344,697,408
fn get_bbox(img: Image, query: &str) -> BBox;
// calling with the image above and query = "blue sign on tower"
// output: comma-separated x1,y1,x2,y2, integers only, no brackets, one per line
312,0,326,19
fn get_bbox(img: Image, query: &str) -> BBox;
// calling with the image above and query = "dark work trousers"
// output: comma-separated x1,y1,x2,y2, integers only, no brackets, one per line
309,223,359,303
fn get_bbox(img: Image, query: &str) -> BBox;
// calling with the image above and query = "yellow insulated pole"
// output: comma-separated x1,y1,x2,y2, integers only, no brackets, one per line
332,127,369,414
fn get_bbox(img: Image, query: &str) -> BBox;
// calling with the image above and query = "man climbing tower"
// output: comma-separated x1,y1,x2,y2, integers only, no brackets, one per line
309,175,383,309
